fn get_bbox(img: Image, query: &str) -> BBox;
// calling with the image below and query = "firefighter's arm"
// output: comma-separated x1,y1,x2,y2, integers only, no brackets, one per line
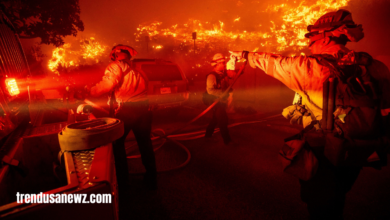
248,52,312,88
206,74,223,97
90,63,122,97
230,51,311,92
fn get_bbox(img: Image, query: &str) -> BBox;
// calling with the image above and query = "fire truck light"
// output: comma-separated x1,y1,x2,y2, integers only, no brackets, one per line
5,78,20,96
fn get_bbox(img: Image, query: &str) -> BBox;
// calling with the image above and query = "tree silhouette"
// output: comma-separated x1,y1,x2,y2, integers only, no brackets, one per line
0,0,84,47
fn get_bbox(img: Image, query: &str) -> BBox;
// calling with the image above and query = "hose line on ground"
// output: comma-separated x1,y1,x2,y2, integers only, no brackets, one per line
126,62,281,173
126,61,285,174
127,62,247,160
126,113,283,173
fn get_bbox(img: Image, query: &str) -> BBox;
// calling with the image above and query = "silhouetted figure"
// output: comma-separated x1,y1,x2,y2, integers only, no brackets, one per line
204,53,236,145
87,44,157,218
231,9,390,219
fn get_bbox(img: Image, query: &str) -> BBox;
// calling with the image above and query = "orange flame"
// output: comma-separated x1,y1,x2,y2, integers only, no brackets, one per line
48,37,107,74
134,0,350,56
80,37,106,60
266,0,351,51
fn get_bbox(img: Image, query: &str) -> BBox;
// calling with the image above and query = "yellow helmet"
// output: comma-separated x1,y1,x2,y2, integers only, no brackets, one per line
211,53,226,66
109,44,138,61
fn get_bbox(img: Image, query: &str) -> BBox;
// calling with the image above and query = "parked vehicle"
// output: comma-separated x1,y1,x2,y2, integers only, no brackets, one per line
131,58,189,110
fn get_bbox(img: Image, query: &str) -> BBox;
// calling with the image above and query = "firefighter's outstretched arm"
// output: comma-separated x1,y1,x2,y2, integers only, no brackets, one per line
89,63,122,97
230,51,318,93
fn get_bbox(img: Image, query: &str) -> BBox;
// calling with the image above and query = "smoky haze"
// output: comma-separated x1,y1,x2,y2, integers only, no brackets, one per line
14,0,390,128
18,0,390,90
79,0,270,44
33,0,390,64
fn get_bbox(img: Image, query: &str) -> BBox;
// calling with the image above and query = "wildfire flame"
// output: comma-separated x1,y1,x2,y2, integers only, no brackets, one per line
48,37,107,74
134,0,350,56
266,0,351,51
80,37,106,60
45,0,352,78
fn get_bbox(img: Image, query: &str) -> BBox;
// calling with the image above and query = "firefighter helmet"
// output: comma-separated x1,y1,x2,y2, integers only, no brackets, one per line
109,44,138,61
305,9,364,44
211,53,226,66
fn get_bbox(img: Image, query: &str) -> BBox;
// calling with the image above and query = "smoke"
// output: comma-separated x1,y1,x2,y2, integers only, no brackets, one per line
346,0,390,66
15,0,390,113
20,0,390,74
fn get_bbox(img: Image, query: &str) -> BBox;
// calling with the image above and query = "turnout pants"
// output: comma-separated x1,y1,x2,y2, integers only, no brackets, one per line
112,101,157,201
300,146,361,220
205,102,231,144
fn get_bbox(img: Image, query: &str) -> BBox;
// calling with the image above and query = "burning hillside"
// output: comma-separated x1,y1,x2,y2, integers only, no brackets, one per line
46,0,352,81
48,37,108,74
134,0,351,57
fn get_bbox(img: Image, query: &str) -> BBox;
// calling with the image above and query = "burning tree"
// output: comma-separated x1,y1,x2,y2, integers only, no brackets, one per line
45,37,108,100
48,37,108,75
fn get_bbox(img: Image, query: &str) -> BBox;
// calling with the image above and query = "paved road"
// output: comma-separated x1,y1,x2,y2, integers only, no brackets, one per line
122,98,390,220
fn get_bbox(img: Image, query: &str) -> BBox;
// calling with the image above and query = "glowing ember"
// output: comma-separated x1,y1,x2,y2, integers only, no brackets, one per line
48,37,107,74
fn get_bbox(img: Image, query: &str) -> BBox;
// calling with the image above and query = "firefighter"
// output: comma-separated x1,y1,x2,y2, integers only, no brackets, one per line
231,9,390,219
86,45,157,215
204,53,236,145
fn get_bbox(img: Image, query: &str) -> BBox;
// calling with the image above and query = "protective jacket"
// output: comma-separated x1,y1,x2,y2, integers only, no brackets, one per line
206,71,229,96
247,45,390,128
206,70,236,100
91,60,148,103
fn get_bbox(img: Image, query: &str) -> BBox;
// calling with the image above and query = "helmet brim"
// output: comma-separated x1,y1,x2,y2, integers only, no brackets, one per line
110,45,138,61
211,58,226,66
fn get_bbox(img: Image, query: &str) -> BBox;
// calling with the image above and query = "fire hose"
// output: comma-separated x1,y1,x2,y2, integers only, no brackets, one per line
126,113,282,174
58,118,124,152
59,60,282,174
127,61,251,173
160,60,248,139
